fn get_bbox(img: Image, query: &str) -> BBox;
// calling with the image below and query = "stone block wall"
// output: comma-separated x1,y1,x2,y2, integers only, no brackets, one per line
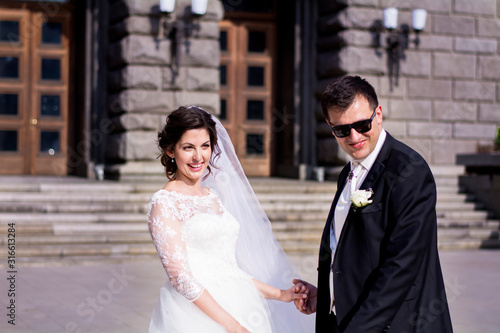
316,0,500,166
105,0,223,178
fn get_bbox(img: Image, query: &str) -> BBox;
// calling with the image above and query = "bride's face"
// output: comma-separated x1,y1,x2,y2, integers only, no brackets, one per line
169,128,212,184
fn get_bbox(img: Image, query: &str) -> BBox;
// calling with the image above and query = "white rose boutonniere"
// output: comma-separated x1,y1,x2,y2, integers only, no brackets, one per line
350,188,374,209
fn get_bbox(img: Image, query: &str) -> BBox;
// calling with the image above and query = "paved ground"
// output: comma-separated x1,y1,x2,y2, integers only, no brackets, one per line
0,250,498,333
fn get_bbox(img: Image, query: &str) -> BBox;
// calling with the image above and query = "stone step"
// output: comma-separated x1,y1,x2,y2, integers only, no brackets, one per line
437,219,500,228
0,222,147,235
438,228,500,239
271,221,325,231
0,198,477,216
0,232,151,245
0,171,497,264
0,243,157,258
274,231,322,243
0,192,152,202
437,238,500,250
0,181,142,193
256,193,334,201
0,213,145,224
279,241,321,254
3,234,498,260
438,210,490,220
10,254,159,267
2,219,496,239
0,202,148,214
1,209,490,226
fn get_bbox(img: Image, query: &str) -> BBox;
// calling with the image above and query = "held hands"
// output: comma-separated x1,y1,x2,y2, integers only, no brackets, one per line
279,283,309,303
292,279,318,315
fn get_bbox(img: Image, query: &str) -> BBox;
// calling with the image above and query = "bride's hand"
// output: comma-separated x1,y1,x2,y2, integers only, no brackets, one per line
279,284,309,303
292,279,317,314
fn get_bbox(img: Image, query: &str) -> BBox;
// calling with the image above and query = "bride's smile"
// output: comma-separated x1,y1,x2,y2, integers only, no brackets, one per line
169,128,212,185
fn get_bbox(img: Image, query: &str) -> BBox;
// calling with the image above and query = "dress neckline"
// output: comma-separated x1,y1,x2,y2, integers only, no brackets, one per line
158,187,213,199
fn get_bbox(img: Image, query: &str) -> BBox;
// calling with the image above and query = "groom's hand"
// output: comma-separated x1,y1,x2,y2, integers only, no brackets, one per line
292,279,317,315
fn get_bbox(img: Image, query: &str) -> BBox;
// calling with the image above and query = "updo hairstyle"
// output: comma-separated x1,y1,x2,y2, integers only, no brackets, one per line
158,106,219,180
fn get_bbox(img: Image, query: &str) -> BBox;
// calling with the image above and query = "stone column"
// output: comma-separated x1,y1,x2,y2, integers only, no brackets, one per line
105,0,223,179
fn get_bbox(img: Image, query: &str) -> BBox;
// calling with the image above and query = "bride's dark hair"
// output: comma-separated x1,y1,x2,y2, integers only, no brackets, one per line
158,106,220,180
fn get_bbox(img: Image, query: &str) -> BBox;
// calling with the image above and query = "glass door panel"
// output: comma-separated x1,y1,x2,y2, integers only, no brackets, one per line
0,9,27,174
0,93,18,115
40,94,61,117
218,20,275,176
41,58,61,80
0,130,17,151
0,8,71,175
40,130,60,154
0,56,19,78
41,21,62,44
0,20,19,42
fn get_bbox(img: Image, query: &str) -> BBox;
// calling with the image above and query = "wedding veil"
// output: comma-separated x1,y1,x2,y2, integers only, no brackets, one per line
200,109,315,332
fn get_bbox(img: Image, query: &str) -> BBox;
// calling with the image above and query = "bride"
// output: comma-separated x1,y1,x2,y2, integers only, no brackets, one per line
147,106,315,332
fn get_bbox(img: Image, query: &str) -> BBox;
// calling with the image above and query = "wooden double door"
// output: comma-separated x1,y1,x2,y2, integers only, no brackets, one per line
0,7,71,175
219,20,275,177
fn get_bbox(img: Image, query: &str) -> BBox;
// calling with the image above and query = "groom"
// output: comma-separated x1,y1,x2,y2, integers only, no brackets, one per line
294,76,453,332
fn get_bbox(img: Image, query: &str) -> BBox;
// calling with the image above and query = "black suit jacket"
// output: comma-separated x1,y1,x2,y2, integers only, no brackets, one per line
316,133,453,333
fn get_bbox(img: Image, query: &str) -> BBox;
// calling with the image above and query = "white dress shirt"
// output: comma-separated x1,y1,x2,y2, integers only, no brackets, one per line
329,129,387,312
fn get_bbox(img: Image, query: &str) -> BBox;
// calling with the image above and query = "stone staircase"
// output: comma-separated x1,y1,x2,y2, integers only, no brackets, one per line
0,167,498,266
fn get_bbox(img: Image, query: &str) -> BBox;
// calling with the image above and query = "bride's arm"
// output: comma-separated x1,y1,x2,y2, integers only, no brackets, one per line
148,198,249,333
252,278,308,303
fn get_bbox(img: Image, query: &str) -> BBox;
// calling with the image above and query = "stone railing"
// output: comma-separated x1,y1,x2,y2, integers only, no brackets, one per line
456,153,500,219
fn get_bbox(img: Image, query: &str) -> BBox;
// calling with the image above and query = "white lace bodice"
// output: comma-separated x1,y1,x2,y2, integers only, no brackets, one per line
147,188,249,302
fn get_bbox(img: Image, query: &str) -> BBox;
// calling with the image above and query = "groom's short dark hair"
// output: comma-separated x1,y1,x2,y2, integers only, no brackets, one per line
321,75,379,120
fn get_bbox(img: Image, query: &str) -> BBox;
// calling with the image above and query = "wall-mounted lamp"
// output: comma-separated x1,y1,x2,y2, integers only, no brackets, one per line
383,7,427,90
159,0,175,13
160,0,207,15
160,0,207,81
412,9,427,47
191,0,208,16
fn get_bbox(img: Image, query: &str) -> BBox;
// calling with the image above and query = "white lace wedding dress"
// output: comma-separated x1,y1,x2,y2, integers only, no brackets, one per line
147,188,274,332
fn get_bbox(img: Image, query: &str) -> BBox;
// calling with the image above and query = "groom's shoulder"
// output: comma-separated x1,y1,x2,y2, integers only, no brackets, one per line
383,132,432,175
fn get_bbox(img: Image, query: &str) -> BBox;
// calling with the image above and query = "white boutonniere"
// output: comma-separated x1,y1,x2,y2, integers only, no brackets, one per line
350,188,374,209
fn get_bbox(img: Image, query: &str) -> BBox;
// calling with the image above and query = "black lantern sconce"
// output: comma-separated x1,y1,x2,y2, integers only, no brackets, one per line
160,0,207,79
383,8,427,91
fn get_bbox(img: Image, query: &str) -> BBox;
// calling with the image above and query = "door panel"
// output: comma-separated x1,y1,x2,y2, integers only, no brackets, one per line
0,9,29,174
219,21,275,177
0,8,70,175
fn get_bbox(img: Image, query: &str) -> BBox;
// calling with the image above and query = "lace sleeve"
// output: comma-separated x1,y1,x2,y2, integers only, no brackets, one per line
147,193,204,301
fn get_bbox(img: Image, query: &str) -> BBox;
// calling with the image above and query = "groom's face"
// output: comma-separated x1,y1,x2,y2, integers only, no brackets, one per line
326,96,383,161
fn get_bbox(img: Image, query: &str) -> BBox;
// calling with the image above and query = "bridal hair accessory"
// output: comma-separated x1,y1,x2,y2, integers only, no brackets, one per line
350,188,374,208
192,106,314,332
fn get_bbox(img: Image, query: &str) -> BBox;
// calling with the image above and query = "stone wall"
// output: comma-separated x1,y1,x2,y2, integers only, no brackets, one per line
105,0,223,178
315,0,500,166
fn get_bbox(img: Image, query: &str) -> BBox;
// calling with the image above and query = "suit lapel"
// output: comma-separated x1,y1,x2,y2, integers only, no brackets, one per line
335,133,395,255
359,132,394,191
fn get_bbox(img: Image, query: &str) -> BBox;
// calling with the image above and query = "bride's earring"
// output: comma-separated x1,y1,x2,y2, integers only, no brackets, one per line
171,158,175,163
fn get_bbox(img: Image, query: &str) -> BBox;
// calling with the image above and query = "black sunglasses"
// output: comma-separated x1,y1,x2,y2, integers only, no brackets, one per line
330,108,377,138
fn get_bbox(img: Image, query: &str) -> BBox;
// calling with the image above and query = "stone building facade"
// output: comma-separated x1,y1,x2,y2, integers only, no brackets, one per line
105,0,223,178
315,0,500,169
0,0,498,179
102,0,499,179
